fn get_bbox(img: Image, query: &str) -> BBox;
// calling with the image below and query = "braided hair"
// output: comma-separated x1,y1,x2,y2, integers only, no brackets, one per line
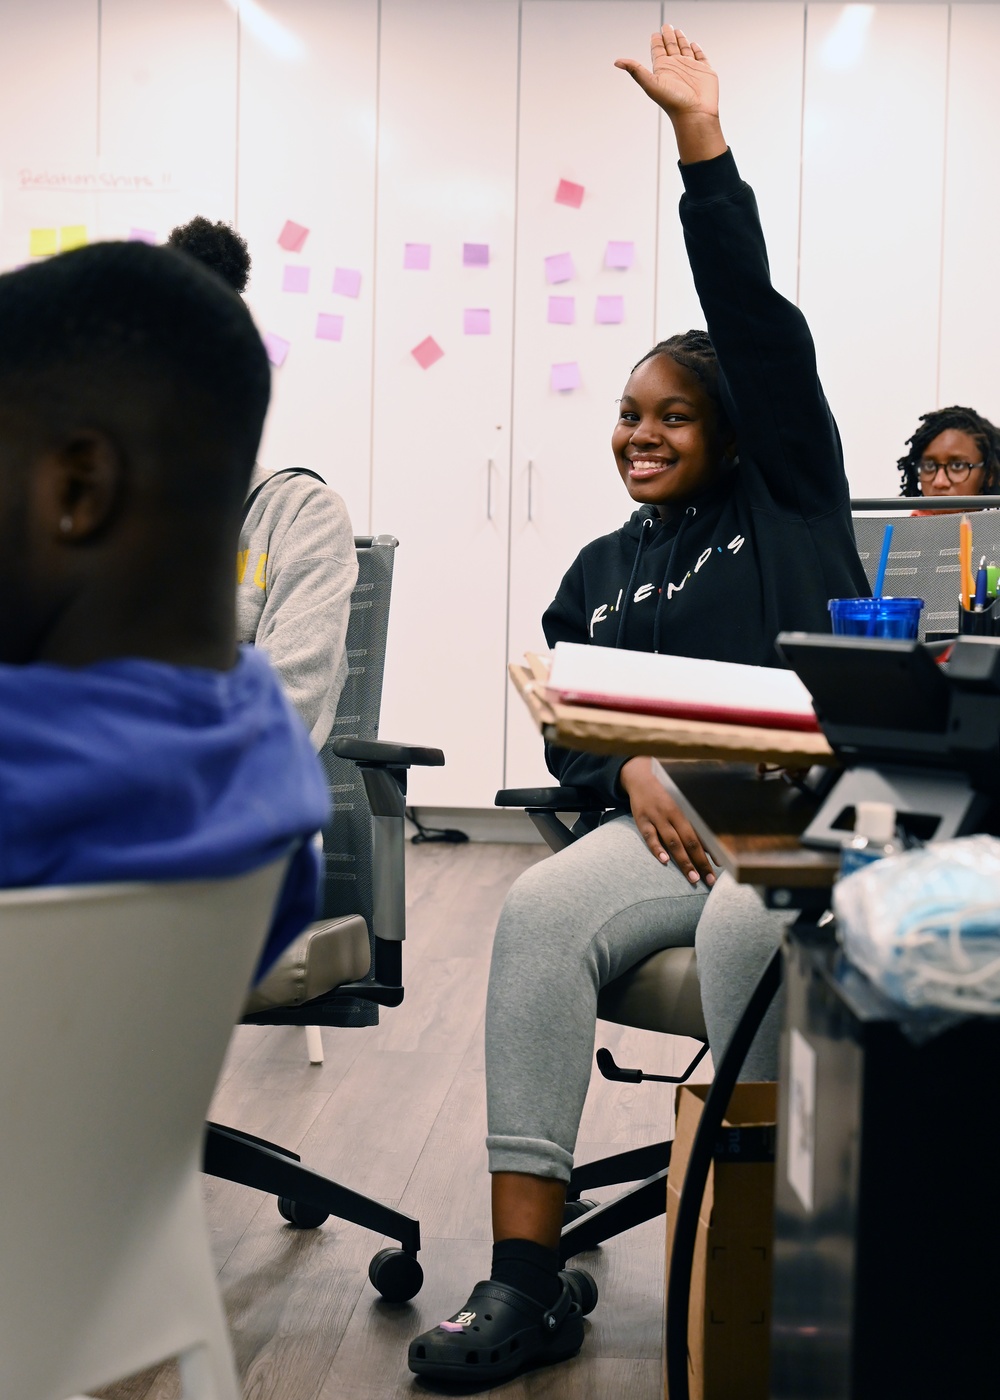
167,216,251,295
632,330,731,434
897,405,1000,497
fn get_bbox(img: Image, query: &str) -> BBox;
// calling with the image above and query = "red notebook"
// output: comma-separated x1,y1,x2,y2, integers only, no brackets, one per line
543,642,820,733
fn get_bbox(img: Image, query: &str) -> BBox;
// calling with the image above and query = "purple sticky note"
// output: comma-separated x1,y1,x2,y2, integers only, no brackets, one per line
551,361,581,393
128,227,157,244
547,295,575,326
464,308,491,335
404,242,431,270
316,313,344,341
544,252,575,285
282,265,310,293
332,266,362,298
278,220,309,253
595,294,624,325
605,240,635,270
555,178,585,209
263,332,290,368
412,335,444,369
463,242,490,267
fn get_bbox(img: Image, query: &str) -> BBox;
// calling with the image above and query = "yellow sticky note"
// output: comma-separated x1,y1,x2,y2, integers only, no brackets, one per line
29,228,57,257
60,225,87,251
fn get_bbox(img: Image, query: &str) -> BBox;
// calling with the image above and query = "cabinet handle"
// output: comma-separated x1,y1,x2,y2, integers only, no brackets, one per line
487,458,494,520
527,459,534,523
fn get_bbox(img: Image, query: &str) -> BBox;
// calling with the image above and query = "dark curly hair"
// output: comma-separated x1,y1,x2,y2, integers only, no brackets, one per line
897,405,1000,497
167,216,251,294
632,330,731,434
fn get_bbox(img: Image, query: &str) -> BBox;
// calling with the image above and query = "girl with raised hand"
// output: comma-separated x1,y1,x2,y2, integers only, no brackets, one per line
408,24,867,1389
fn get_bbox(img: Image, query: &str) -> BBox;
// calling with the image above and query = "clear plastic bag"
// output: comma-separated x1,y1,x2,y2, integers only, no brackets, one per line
834,835,1000,1016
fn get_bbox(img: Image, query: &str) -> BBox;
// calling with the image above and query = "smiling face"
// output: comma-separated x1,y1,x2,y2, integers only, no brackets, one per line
918,428,988,497
612,353,732,515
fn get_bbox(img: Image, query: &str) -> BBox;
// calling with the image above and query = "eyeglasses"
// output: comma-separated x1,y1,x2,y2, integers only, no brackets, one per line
916,460,985,482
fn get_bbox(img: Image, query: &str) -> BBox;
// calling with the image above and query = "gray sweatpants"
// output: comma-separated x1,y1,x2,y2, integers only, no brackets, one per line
485,814,789,1182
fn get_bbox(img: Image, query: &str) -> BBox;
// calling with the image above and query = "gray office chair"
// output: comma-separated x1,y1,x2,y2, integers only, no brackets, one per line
497,500,976,1263
203,535,444,1303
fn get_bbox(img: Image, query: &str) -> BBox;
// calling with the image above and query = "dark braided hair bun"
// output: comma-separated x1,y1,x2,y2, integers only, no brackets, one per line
896,404,1000,497
167,216,251,295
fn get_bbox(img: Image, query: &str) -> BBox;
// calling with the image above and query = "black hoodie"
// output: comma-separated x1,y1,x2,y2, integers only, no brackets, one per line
542,149,869,806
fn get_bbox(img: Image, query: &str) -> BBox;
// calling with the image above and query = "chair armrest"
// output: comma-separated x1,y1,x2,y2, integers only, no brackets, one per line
332,737,444,767
495,785,605,811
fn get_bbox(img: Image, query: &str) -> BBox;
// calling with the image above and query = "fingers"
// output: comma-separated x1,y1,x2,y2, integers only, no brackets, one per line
639,814,716,888
613,57,656,96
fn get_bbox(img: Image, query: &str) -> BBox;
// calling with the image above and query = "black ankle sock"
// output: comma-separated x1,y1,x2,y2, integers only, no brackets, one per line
490,1238,562,1308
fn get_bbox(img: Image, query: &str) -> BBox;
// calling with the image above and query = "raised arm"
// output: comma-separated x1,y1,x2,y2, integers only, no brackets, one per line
617,26,847,519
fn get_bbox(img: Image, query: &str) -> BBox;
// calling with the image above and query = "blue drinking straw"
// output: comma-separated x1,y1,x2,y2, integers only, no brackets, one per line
873,522,894,599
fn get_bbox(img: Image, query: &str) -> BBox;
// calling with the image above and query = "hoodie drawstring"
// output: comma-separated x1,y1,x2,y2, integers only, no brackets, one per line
652,506,697,653
614,516,654,647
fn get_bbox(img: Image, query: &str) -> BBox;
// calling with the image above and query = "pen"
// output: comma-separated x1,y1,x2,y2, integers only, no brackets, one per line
975,558,988,611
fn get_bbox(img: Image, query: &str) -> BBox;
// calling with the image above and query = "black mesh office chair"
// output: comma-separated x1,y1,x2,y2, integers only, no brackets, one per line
203,535,443,1303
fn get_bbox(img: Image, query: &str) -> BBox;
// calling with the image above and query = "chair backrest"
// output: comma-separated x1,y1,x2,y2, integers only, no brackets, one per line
0,861,287,1400
315,534,397,1026
852,510,1000,639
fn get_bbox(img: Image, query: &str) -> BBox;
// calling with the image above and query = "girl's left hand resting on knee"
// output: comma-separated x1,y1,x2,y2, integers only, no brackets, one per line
620,755,715,885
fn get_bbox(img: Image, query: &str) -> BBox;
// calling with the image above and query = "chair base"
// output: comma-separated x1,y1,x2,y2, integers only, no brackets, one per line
559,1159,671,1265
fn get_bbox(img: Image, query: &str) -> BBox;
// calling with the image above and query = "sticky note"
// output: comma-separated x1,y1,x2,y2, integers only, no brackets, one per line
595,294,624,324
464,308,490,335
605,240,634,269
412,335,444,369
547,295,575,326
332,267,362,297
60,225,87,251
551,361,581,393
282,265,310,293
263,332,290,367
404,243,431,270
278,220,309,252
316,313,344,341
128,227,157,244
555,178,585,209
29,228,57,257
463,242,489,267
544,252,575,285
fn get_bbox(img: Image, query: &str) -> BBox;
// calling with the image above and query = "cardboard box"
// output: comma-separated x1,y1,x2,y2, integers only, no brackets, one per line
664,1083,777,1400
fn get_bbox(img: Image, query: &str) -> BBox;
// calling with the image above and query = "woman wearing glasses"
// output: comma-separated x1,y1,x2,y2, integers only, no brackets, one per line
899,405,1000,509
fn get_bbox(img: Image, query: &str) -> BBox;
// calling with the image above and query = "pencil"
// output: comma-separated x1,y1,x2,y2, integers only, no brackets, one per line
960,515,974,610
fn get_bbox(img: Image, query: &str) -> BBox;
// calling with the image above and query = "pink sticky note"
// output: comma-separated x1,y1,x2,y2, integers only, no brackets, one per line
412,335,444,369
404,242,431,270
316,313,344,341
463,242,489,267
551,361,581,393
547,295,575,326
464,308,491,335
278,220,309,253
605,240,635,270
282,265,310,293
555,178,585,209
595,294,624,325
263,332,290,367
128,227,157,244
544,252,575,285
332,266,362,298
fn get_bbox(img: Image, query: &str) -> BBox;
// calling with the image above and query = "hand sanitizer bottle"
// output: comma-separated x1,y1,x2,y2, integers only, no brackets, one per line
840,801,903,877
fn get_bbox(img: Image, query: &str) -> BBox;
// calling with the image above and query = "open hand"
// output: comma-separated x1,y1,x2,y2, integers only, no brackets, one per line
615,23,719,122
620,756,716,886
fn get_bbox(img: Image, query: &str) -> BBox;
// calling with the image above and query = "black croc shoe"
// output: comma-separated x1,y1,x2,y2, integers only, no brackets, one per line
407,1276,584,1386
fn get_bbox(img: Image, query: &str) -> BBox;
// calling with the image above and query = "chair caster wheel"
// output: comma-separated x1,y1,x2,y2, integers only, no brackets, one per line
561,1266,599,1316
277,1196,329,1230
369,1247,423,1303
563,1196,599,1226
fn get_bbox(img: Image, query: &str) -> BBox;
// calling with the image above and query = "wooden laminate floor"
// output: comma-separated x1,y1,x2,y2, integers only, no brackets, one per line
95,840,711,1400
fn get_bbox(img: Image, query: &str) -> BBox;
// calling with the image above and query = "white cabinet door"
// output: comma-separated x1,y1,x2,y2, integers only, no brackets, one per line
798,3,949,499
372,0,519,807
938,4,1000,423
237,0,379,534
505,0,661,790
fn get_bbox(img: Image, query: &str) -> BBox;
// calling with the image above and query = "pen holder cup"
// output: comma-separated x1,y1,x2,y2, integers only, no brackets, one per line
829,597,924,640
958,599,1000,636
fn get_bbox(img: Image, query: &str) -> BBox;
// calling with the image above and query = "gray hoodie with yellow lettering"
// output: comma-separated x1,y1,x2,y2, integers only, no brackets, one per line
237,464,358,750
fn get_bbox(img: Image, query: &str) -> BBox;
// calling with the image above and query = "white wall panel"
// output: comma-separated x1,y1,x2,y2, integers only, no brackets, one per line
505,0,662,789
372,0,519,807
799,3,948,497
238,0,378,533
655,2,805,338
938,4,1000,423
